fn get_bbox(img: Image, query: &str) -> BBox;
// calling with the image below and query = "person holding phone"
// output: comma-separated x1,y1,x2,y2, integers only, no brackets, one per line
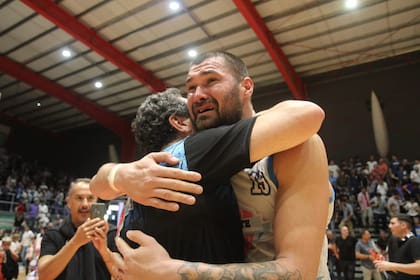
38,178,117,280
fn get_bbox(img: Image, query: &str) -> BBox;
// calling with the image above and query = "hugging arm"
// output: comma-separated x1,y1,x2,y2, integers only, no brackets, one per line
249,100,324,162
113,135,331,279
90,152,203,211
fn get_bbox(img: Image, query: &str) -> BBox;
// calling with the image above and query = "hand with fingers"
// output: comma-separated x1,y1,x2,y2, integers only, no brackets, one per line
72,218,106,247
374,260,396,272
113,230,180,280
115,152,203,211
91,220,109,253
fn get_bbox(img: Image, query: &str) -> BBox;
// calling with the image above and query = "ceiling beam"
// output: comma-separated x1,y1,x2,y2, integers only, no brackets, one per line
21,0,167,93
232,0,306,100
0,55,131,139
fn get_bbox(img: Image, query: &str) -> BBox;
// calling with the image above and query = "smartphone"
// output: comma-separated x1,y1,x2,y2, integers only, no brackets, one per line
90,202,106,219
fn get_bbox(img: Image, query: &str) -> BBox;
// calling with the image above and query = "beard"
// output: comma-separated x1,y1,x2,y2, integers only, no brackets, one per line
194,87,243,131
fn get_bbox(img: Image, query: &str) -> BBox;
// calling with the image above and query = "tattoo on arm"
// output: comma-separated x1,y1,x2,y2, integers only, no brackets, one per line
178,261,302,280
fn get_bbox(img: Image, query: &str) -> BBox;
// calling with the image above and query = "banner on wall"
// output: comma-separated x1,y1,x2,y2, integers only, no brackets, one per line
371,90,389,158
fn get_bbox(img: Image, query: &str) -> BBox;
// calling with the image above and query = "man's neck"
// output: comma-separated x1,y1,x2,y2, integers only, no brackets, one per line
398,230,413,239
242,103,255,118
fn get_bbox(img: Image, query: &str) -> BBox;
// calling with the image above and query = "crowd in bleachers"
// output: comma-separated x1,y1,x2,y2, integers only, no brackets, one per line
328,155,420,236
0,148,72,280
327,155,420,280
0,147,419,279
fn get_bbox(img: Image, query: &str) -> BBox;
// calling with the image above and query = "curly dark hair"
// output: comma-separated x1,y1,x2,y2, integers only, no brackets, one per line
131,88,189,156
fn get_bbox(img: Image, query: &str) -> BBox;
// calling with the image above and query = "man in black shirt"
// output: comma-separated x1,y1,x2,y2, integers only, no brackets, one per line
375,214,420,279
39,178,117,280
335,225,357,280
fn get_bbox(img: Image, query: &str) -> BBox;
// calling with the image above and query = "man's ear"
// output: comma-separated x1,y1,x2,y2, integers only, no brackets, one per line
240,76,254,99
169,114,192,135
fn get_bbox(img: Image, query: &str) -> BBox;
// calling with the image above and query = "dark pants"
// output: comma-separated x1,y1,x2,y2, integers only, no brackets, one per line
337,260,355,280
328,255,337,280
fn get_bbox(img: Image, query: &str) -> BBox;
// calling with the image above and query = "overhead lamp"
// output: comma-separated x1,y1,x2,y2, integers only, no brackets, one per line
188,49,197,58
345,0,358,9
169,1,180,11
94,81,103,88
36,102,41,107
61,49,72,58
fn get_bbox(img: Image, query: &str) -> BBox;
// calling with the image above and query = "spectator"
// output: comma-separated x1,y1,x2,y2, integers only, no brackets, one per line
330,170,338,186
13,199,25,231
366,155,378,173
26,198,39,230
410,166,420,185
390,155,401,176
327,229,339,280
358,186,374,229
401,159,411,176
387,190,402,218
349,169,361,195
336,226,357,280
38,178,117,279
414,160,420,171
355,229,383,280
10,233,21,265
371,158,389,183
53,189,64,215
339,196,356,236
337,170,350,190
404,196,419,219
1,236,19,280
371,192,388,231
20,225,34,265
329,160,341,178
376,179,389,198
37,199,49,229
23,235,35,275
395,165,410,185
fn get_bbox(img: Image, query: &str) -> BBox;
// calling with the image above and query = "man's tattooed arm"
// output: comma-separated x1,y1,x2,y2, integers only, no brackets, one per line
177,261,302,280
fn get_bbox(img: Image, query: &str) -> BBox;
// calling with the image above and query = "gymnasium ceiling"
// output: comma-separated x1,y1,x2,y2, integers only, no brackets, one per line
1,0,419,136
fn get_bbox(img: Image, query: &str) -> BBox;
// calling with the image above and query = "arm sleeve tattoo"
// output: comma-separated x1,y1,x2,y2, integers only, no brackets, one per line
177,261,302,280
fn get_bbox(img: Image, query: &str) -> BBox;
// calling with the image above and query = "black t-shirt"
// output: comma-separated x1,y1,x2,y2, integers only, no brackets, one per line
335,235,357,261
387,235,420,280
40,217,117,280
122,117,257,264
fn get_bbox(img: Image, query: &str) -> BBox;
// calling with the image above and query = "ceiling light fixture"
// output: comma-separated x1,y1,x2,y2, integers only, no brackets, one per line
61,49,72,58
169,1,180,11
345,0,358,9
188,49,197,58
36,102,41,107
94,81,103,88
